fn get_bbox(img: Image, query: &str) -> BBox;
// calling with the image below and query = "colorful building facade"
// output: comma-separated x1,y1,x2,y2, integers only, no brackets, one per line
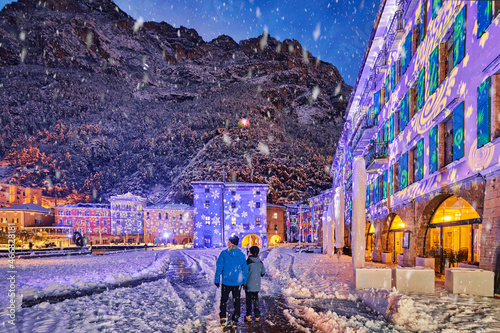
308,189,334,246
54,203,111,244
285,204,311,243
330,0,500,291
144,204,194,244
266,204,286,246
0,184,42,208
192,181,269,248
109,192,146,238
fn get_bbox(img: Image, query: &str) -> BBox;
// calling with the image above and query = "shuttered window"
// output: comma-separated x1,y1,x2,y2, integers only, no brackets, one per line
374,90,381,116
432,0,442,19
478,1,492,38
389,113,395,143
415,139,424,182
383,170,388,200
453,102,464,161
429,125,438,173
399,152,409,190
373,178,379,204
429,45,439,95
453,7,466,67
418,67,426,110
400,92,409,131
477,77,491,148
391,63,395,93
420,1,427,42
402,32,412,74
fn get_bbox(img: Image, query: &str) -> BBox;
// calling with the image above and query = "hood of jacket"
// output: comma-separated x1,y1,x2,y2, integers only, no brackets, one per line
247,255,261,264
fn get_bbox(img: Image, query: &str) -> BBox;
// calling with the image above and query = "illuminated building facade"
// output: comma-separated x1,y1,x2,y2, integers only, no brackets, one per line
285,204,311,243
109,192,146,240
308,189,334,246
266,204,286,246
143,204,194,244
192,181,268,248
330,0,500,287
0,184,42,208
54,203,111,244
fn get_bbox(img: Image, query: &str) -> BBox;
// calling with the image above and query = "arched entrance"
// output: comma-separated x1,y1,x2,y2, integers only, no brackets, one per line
203,235,212,248
242,234,262,247
423,195,481,273
366,223,375,260
181,238,189,245
270,235,281,246
386,215,405,263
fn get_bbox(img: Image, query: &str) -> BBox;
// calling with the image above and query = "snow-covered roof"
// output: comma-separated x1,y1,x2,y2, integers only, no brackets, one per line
0,203,52,214
145,204,193,210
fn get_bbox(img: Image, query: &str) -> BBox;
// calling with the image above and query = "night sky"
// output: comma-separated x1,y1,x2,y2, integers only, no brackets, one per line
0,0,379,85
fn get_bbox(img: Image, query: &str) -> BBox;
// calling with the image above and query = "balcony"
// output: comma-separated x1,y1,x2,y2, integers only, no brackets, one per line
366,142,390,172
351,113,378,156
388,10,405,52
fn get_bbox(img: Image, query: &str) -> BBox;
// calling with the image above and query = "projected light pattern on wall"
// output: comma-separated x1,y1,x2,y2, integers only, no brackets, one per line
331,0,500,220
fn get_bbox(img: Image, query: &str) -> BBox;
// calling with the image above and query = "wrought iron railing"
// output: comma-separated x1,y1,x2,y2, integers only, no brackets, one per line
366,142,389,167
363,111,377,128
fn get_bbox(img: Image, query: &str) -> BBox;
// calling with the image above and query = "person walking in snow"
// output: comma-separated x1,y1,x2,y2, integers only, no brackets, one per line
245,246,265,322
214,235,248,327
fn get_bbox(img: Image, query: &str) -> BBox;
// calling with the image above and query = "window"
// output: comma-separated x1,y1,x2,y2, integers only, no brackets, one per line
366,184,371,208
414,139,424,182
418,67,425,110
478,1,500,38
96,220,100,226
180,229,184,234
410,83,418,119
442,102,464,166
274,224,278,231
231,217,236,225
273,212,278,219
159,213,162,220
400,92,410,132
86,219,90,225
84,211,90,216
66,210,71,215
419,1,427,43
146,212,150,219
102,220,107,225
205,188,210,193
256,202,261,208
231,202,236,208
179,214,182,220
477,76,500,147
77,211,82,216
85,227,90,233
256,217,261,225
378,175,384,202
443,115,454,166
398,152,408,191
390,63,395,94
373,90,381,117
429,45,439,95
432,0,442,19
174,229,177,234
373,178,379,204
77,219,82,225
166,213,169,219
382,169,388,200
429,125,438,173
389,164,395,196
256,191,260,195
35,219,42,225
402,31,412,74
231,190,236,195
204,216,211,225
102,227,108,233
204,201,210,208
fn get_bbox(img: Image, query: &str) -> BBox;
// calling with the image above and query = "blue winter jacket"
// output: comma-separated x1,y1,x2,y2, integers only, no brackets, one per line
215,245,248,286
246,255,265,292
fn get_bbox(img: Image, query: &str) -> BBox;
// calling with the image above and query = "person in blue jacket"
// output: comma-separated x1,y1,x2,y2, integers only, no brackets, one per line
214,235,248,327
245,246,266,322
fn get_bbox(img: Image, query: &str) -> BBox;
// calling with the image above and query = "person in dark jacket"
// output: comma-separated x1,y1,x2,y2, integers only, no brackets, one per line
245,246,266,322
214,235,248,327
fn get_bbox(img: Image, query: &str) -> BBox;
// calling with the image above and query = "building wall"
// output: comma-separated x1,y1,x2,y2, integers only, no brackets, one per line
144,206,194,244
267,205,285,245
308,189,334,246
0,210,54,231
0,185,42,207
331,0,500,279
192,182,268,248
55,205,111,238
109,193,146,236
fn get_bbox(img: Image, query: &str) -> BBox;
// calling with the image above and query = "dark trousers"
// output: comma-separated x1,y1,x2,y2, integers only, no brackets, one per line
245,291,260,317
219,284,241,320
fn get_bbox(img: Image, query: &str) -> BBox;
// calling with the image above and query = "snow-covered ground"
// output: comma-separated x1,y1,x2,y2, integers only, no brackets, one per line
2,247,499,332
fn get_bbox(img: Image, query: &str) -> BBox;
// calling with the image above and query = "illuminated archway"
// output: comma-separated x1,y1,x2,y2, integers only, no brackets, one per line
424,195,481,273
241,234,262,248
270,235,281,246
366,222,375,252
384,215,405,263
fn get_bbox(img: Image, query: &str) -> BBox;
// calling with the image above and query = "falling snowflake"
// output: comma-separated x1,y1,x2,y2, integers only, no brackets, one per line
234,193,241,201
212,216,221,225
211,191,220,199
194,194,199,200
241,211,248,218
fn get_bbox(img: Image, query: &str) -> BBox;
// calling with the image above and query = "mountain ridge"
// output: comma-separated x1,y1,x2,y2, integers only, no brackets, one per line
0,0,351,205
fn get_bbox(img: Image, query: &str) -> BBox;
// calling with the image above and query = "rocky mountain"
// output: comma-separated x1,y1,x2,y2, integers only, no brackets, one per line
0,0,351,205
